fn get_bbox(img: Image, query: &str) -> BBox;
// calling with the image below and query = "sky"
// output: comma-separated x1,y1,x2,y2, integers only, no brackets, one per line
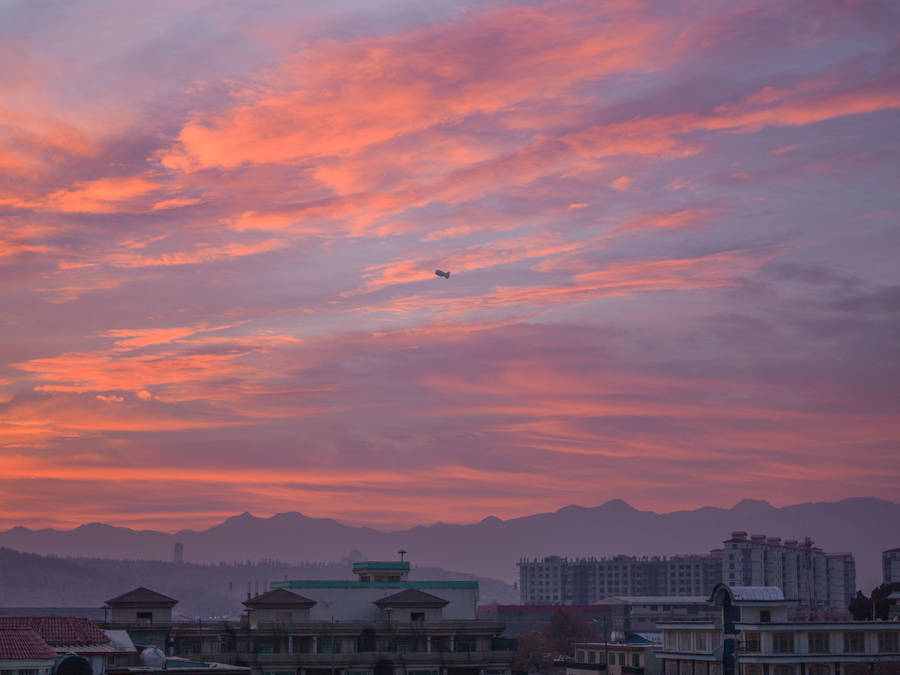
1,0,899,532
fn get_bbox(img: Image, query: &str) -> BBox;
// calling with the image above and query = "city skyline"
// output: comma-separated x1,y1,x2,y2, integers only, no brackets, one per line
1,0,899,531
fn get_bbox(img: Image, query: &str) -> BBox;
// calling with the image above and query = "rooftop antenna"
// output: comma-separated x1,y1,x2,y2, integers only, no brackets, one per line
398,549,407,562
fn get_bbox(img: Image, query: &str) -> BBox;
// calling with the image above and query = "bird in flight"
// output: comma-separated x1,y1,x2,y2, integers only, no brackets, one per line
435,269,451,279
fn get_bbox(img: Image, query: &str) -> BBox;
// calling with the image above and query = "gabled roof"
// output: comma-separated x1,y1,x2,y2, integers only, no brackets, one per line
105,587,178,606
242,589,316,608
0,617,110,647
374,589,449,607
0,628,58,661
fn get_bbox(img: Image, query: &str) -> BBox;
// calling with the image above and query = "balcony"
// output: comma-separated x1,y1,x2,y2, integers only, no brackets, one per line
228,651,515,668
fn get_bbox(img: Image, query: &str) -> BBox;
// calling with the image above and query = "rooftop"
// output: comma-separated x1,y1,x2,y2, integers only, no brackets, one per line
0,617,110,646
106,588,178,607
243,589,316,608
597,596,710,605
273,580,477,590
728,586,785,601
352,561,411,571
0,628,58,661
374,589,449,607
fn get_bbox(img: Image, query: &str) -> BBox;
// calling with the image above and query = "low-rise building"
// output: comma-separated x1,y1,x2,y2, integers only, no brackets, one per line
656,584,900,675
0,627,58,675
476,605,613,637
0,617,118,675
568,634,663,675
596,598,719,634
103,561,515,675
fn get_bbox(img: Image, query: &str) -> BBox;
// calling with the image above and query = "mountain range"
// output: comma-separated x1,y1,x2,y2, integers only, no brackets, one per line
2,497,897,592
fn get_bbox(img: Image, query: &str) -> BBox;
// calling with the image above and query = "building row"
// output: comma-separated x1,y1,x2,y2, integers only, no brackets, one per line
0,560,516,675
518,555,722,605
567,585,900,675
519,533,857,612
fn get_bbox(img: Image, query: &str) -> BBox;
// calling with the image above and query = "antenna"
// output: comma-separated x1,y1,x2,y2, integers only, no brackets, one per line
398,549,407,562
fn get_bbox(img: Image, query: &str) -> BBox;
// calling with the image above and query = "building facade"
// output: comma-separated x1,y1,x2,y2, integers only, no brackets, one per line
518,556,723,605
720,534,855,612
884,548,900,585
569,634,663,675
103,562,515,675
656,585,900,675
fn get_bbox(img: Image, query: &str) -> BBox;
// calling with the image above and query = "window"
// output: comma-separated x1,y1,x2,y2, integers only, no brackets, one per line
878,632,899,653
695,632,707,651
844,632,865,653
743,632,760,653
773,666,793,675
678,632,691,650
410,612,425,622
808,632,830,653
632,654,640,667
275,611,292,622
773,633,794,654
577,651,586,662
137,611,153,621
759,610,771,623
664,632,676,650
588,652,596,663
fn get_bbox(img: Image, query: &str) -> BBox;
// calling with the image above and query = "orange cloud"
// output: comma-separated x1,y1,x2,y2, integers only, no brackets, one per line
158,1,664,173
42,175,160,213
105,238,288,267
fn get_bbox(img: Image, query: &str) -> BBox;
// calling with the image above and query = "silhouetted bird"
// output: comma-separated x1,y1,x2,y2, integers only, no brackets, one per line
435,269,451,279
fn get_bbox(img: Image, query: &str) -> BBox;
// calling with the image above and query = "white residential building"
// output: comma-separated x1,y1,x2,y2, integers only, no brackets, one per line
656,585,900,675
721,533,855,612
884,548,900,585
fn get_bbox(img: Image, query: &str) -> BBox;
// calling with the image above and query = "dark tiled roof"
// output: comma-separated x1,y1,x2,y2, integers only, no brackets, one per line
105,587,178,606
0,617,109,647
243,589,316,608
0,628,58,660
374,589,449,607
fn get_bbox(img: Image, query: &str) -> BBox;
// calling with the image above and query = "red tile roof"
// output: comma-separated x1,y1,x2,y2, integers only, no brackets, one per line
0,617,110,646
0,628,58,661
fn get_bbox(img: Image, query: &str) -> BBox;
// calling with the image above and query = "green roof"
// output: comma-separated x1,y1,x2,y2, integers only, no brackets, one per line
272,580,478,590
352,561,411,571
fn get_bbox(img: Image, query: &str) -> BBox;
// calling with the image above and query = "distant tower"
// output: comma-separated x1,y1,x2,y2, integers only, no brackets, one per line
174,542,184,564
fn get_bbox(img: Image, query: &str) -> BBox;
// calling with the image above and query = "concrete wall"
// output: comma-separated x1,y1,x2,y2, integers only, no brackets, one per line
110,606,173,623
296,587,476,621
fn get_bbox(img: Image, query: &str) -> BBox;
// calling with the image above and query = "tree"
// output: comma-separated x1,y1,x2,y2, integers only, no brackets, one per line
848,583,900,620
514,610,601,674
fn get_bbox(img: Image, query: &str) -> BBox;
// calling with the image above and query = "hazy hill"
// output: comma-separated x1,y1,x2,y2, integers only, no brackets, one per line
0,549,517,617
1,498,896,592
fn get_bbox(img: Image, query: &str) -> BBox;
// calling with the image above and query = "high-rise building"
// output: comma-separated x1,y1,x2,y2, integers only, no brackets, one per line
884,547,900,585
173,542,184,564
721,532,855,611
517,554,722,605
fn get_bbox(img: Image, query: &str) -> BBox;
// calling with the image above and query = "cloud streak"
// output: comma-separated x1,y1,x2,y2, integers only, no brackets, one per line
0,0,898,530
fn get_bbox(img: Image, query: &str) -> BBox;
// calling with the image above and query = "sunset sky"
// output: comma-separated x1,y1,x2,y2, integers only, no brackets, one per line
2,0,899,532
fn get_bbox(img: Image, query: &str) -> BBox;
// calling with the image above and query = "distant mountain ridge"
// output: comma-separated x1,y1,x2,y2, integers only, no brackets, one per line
2,497,896,592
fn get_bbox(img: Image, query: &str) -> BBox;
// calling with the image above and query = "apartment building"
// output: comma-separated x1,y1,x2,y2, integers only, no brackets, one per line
518,555,722,605
884,548,900,585
103,561,515,675
655,584,899,675
721,533,856,611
